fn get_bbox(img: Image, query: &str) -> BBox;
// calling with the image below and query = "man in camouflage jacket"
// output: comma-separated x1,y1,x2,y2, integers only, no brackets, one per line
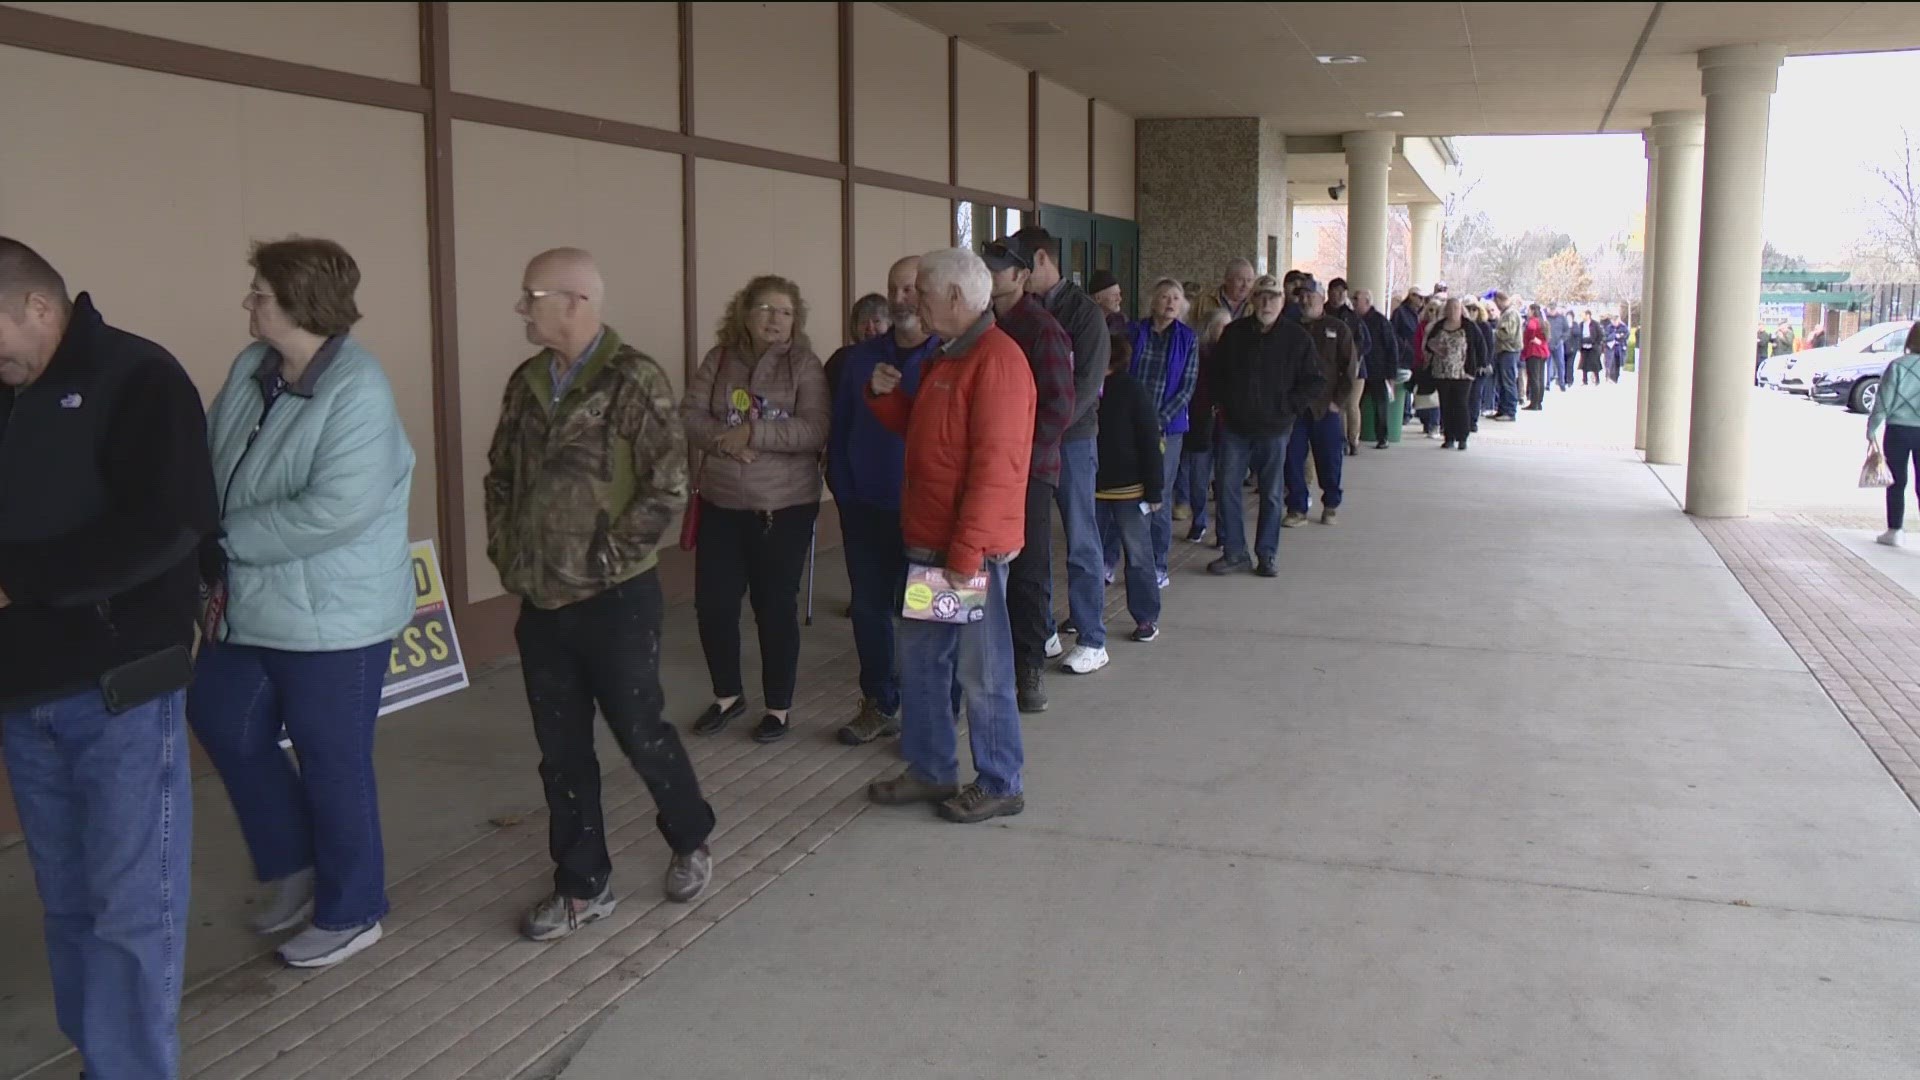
484,249,716,942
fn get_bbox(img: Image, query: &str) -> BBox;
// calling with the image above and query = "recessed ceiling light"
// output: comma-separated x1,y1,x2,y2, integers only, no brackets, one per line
1366,110,1405,119
1317,54,1366,65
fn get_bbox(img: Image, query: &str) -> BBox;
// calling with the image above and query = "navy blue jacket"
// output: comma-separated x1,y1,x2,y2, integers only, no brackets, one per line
826,331,940,510
1358,308,1400,381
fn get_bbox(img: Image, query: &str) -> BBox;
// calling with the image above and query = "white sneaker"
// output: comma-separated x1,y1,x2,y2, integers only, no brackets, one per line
1155,572,1172,590
1044,633,1064,659
1878,529,1902,548
1060,645,1110,674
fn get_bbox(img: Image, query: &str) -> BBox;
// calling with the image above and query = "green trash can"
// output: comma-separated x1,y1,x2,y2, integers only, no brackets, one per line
1360,376,1409,444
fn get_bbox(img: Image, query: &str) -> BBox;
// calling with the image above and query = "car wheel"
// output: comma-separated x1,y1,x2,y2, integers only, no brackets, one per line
1851,377,1879,415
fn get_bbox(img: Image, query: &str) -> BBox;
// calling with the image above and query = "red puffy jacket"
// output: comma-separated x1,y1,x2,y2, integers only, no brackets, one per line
1523,317,1551,360
867,315,1036,577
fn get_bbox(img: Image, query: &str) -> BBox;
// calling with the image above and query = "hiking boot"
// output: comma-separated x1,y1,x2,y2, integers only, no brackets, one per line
1131,623,1159,643
692,698,746,736
838,700,900,745
665,845,713,903
1060,644,1109,675
523,885,617,941
1171,503,1192,522
936,782,1026,824
1044,632,1065,659
750,713,790,744
869,769,961,806
1320,508,1338,526
1255,557,1279,578
1017,664,1048,713
1207,553,1251,575
250,867,314,934
1281,511,1308,528
277,921,383,969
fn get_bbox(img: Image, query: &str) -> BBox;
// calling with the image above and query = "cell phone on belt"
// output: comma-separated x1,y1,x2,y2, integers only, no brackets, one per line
100,644,194,715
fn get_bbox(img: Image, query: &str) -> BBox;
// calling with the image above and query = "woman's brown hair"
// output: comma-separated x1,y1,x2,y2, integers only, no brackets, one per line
1903,321,1920,355
250,237,361,336
716,275,809,355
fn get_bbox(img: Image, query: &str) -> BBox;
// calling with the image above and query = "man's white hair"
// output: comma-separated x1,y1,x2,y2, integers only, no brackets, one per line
919,247,992,313
1224,257,1255,275
1353,288,1374,304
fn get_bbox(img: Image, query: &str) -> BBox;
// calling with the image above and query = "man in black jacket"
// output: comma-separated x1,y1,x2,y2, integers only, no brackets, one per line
1205,276,1325,578
0,237,218,1080
1354,289,1401,450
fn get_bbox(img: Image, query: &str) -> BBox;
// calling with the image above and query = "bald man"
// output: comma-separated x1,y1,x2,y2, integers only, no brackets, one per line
486,248,717,941
825,255,941,744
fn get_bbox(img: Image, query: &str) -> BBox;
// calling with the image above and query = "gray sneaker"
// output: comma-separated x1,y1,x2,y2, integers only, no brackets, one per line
665,846,713,904
277,920,382,969
523,885,617,942
251,868,315,934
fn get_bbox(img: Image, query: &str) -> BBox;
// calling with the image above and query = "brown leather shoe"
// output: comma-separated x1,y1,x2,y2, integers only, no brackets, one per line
868,770,960,806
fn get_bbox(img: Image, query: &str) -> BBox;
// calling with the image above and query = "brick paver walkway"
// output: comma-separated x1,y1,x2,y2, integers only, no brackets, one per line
1695,514,1920,809
13,537,1206,1080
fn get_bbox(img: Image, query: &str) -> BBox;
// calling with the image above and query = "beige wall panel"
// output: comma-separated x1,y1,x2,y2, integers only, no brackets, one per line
11,3,419,82
692,1,838,162
0,47,439,546
852,185,951,303
1036,77,1088,211
452,121,684,602
694,159,841,358
1093,101,1136,220
851,3,947,183
450,3,678,128
955,41,1028,198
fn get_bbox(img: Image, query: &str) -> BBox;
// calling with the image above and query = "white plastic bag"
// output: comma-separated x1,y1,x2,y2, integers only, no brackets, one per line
1861,445,1893,489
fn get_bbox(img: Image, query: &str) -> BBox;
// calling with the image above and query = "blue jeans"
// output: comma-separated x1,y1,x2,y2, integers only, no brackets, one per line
1179,439,1214,531
837,500,905,714
1048,437,1106,648
1495,351,1520,417
189,640,391,930
5,687,191,1080
897,560,1024,797
1096,498,1162,626
1150,432,1182,576
1557,348,1576,389
1284,409,1345,514
1214,430,1286,561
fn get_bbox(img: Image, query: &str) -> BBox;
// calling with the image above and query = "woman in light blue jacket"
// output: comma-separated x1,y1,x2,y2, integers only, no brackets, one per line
190,237,415,970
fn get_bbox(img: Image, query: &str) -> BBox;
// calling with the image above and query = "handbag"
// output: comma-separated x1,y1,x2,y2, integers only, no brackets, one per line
1412,390,1439,411
1861,444,1894,489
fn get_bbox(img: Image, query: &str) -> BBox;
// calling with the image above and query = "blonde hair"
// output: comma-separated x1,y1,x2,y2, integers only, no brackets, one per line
716,274,810,354
1201,305,1232,345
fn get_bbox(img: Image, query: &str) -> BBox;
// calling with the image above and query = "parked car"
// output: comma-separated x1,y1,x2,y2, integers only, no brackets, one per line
1775,321,1910,395
1812,350,1906,413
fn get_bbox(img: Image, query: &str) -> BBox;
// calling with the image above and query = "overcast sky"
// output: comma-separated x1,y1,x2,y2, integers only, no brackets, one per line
1451,49,1920,263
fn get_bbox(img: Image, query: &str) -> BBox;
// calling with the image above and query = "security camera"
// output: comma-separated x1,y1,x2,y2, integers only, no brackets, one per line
1328,181,1346,201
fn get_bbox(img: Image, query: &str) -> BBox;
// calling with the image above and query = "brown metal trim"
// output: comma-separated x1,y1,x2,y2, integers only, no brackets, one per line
680,1,698,388
1027,71,1040,207
850,167,1033,213
448,92,688,155
0,3,430,113
420,2,469,621
1086,97,1097,214
838,0,854,330
947,36,959,188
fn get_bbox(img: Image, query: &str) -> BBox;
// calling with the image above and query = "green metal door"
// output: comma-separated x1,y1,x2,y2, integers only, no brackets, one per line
1040,205,1139,320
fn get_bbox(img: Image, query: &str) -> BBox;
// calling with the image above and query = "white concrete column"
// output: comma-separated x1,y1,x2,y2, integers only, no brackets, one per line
1644,110,1705,465
1685,45,1786,516
1408,202,1441,293
1634,132,1659,452
1342,131,1395,299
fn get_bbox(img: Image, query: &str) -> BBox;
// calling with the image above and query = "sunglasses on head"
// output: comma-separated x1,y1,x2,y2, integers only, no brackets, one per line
983,241,1031,271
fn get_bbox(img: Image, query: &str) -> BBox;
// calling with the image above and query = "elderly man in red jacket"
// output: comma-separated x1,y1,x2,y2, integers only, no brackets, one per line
864,247,1036,824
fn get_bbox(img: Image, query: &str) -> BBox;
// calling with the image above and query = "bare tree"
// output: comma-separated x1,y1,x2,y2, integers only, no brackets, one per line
1865,128,1920,278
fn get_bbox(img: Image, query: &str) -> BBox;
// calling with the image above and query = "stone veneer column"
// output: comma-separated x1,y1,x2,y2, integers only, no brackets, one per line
1136,118,1285,287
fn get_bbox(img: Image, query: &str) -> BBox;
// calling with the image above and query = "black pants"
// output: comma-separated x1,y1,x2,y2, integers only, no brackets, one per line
1887,424,1920,530
1007,478,1056,670
1437,379,1474,446
515,571,716,899
694,499,818,710
1525,357,1547,409
1363,378,1393,443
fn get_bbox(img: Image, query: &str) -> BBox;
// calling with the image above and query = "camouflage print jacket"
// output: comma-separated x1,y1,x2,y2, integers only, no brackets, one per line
484,328,688,609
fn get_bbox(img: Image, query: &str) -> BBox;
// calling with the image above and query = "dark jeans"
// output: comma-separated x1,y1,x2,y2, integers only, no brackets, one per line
837,500,905,714
1215,430,1286,561
516,571,716,899
1177,437,1214,530
1008,478,1056,670
1471,372,1492,426
1606,348,1624,382
1095,498,1161,626
1557,349,1576,389
189,639,392,929
1363,378,1393,443
1438,379,1474,445
1525,357,1547,408
694,498,818,710
1284,409,1344,513
1494,350,1520,417
1887,424,1920,530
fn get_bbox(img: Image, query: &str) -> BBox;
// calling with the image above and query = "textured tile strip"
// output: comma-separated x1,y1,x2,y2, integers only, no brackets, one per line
1694,515,1920,810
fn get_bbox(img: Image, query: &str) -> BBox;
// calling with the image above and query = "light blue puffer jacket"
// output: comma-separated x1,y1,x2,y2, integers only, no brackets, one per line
206,336,416,652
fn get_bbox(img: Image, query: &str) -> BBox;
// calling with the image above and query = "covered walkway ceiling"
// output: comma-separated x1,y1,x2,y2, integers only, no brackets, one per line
890,2,1919,136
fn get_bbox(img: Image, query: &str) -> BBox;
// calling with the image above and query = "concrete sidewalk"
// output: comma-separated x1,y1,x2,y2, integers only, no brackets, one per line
560,436,1920,1080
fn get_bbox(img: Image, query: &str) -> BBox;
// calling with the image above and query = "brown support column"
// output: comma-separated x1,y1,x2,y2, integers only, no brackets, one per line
679,1,698,387
838,0,853,336
1027,71,1039,210
948,35,959,245
1086,97,1096,213
419,2,468,622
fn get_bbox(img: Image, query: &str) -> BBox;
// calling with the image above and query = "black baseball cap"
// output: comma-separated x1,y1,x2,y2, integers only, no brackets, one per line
1088,269,1120,295
1005,226,1058,266
981,239,1031,273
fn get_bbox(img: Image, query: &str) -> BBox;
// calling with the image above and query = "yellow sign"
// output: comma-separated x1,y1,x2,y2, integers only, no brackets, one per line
380,540,469,716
